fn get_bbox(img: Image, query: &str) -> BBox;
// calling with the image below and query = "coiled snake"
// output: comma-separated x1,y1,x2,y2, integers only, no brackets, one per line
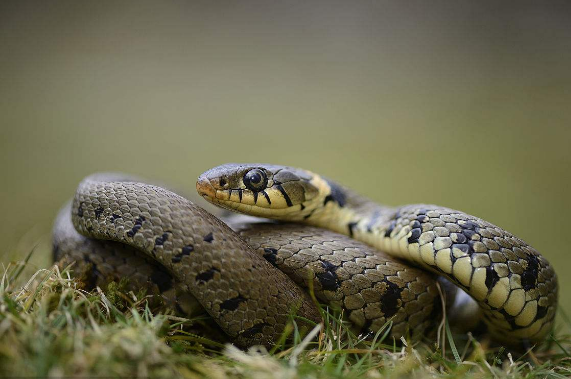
53,164,557,347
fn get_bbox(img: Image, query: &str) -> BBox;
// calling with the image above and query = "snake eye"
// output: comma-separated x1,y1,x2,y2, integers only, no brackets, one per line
243,169,268,192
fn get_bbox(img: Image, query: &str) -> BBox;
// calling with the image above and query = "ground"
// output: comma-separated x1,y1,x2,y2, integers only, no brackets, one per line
1,254,569,379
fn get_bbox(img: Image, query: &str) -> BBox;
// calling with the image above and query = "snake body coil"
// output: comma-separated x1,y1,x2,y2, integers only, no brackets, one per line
69,174,321,346
197,164,558,344
54,163,558,347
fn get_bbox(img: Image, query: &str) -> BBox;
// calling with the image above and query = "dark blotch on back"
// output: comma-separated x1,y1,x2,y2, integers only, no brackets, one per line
380,280,403,317
220,295,247,311
521,254,539,291
536,305,548,320
317,261,339,291
172,244,194,263
384,220,396,237
239,322,269,339
407,228,421,244
126,216,145,237
195,268,220,283
323,179,346,207
203,232,214,243
110,213,121,222
155,233,169,246
461,220,479,230
182,245,194,255
94,206,104,218
485,266,500,289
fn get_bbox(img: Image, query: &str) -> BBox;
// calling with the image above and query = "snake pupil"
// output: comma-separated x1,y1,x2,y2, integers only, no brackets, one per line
243,169,267,192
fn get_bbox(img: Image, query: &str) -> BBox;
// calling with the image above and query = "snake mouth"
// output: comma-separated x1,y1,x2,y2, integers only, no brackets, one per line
196,175,217,201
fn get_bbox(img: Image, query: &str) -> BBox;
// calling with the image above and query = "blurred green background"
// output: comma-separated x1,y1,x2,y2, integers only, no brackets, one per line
1,1,570,328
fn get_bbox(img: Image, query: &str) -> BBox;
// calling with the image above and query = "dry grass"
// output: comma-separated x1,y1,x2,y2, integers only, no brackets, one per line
0,255,570,378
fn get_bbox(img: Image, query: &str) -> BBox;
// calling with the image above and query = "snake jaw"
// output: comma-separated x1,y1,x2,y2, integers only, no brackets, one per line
196,175,217,200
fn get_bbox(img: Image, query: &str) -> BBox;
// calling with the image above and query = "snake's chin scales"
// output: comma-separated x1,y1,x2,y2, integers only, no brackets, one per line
53,164,558,347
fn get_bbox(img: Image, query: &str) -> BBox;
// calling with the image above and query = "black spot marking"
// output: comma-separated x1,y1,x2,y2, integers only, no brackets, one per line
126,216,145,237
317,261,339,291
411,220,421,229
111,213,121,222
275,184,293,206
536,305,548,320
407,228,421,244
485,266,500,289
300,203,305,210
461,220,479,230
347,222,358,237
323,179,347,207
416,215,428,223
94,206,104,218
219,178,226,186
182,245,194,255
463,229,477,240
384,220,396,237
195,268,220,283
220,295,247,311
263,247,278,266
239,322,269,339
155,233,169,246
366,210,381,232
380,280,403,317
150,269,173,292
453,233,467,244
127,225,140,237
77,203,84,217
203,232,214,243
238,189,243,202
253,191,258,203
449,249,457,264
172,244,194,263
521,254,539,291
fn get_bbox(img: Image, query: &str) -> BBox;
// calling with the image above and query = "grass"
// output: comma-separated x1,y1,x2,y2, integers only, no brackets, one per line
1,256,570,378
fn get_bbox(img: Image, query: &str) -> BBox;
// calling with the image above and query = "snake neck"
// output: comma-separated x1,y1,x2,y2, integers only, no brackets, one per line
300,175,395,249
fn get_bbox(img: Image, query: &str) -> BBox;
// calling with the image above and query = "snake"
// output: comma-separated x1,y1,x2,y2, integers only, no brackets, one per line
53,164,557,347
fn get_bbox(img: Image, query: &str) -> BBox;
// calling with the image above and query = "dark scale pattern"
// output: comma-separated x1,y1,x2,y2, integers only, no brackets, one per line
70,175,321,347
361,204,558,343
196,164,558,344
234,223,443,340
52,202,200,316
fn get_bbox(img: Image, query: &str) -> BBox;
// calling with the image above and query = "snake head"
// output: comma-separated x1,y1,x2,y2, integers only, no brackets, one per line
197,163,323,219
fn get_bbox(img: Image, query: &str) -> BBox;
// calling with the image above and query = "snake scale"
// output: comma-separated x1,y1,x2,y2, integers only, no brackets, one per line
53,164,558,347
